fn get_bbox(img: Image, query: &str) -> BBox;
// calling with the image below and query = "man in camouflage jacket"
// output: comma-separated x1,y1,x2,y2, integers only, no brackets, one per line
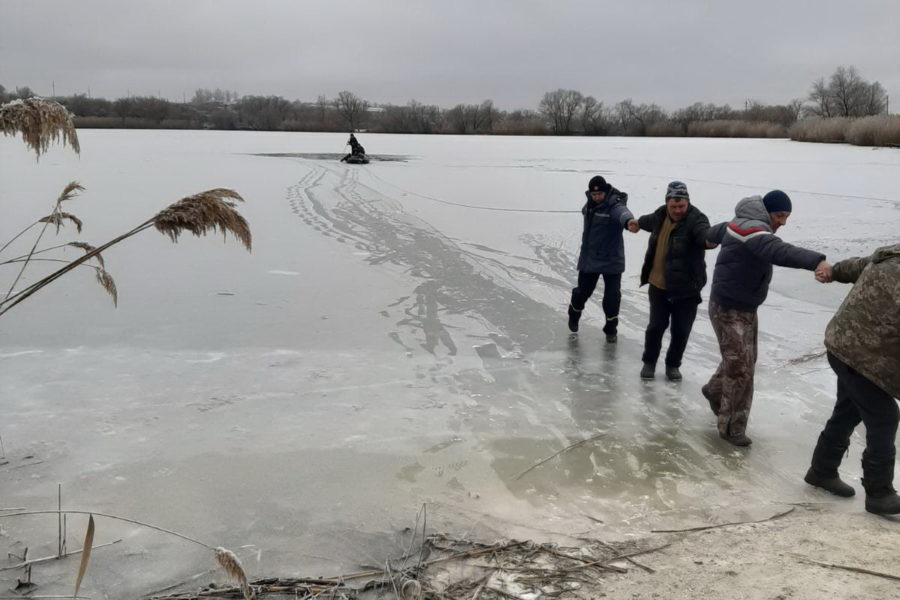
804,244,900,515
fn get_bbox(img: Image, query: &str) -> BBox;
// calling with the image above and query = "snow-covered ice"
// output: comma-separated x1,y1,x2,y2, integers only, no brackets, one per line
1,130,898,596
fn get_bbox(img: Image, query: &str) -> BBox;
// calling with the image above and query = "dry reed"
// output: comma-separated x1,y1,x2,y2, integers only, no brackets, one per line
39,211,84,233
94,268,118,306
789,117,851,143
0,187,250,316
154,188,252,251
687,120,786,138
845,114,900,147
56,181,85,203
0,97,80,157
68,241,105,267
215,547,256,600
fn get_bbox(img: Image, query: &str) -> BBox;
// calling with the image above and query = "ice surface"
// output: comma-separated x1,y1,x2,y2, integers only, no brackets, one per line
1,131,898,596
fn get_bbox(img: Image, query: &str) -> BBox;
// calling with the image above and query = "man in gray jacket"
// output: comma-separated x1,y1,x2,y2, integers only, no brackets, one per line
805,244,900,515
703,191,828,446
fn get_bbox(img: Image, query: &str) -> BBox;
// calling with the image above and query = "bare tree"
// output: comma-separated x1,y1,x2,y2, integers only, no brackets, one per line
443,101,493,134
580,96,607,135
807,77,833,117
112,97,135,125
316,94,331,126
805,66,887,117
539,89,584,134
409,100,442,133
615,99,666,135
333,91,368,131
475,100,494,133
860,81,887,116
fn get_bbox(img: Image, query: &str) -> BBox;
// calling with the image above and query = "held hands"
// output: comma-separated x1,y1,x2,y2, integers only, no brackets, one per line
815,260,833,283
626,219,640,233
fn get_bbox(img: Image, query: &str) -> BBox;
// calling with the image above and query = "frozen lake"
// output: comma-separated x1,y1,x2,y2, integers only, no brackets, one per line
1,130,898,596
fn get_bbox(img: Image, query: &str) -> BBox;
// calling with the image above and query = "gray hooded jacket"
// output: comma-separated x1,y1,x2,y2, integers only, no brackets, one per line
706,196,825,312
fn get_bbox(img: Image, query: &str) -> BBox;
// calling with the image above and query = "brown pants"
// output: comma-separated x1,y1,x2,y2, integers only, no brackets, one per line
706,302,758,437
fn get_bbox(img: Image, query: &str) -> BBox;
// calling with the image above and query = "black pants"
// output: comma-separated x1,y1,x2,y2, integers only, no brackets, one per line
641,284,699,368
810,352,899,496
570,272,621,335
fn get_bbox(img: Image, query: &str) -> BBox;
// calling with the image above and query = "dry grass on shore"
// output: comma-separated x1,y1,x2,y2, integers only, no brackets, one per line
687,120,787,138
790,115,900,147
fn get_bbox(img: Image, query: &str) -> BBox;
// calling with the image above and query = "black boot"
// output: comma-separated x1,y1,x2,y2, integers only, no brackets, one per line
865,492,900,515
665,366,682,381
808,433,852,495
603,318,617,343
862,449,898,514
567,304,582,333
640,362,655,380
804,467,855,497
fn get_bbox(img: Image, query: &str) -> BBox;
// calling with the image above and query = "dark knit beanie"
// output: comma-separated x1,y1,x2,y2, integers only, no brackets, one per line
665,181,689,200
588,176,607,192
762,190,792,213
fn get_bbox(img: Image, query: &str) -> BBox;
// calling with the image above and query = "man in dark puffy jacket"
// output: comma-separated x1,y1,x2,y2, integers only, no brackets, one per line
636,181,712,381
703,191,828,446
804,244,900,515
568,175,637,342
341,133,366,162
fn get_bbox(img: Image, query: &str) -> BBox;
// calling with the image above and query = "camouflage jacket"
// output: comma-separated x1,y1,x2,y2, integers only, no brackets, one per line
824,244,900,399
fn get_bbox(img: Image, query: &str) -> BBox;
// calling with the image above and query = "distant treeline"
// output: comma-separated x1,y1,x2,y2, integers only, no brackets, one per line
1,66,896,146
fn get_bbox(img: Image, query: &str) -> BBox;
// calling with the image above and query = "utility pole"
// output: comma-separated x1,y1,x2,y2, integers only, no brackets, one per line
52,80,55,97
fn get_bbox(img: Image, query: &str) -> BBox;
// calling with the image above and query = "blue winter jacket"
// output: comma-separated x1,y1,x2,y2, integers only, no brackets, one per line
706,196,825,312
576,186,634,274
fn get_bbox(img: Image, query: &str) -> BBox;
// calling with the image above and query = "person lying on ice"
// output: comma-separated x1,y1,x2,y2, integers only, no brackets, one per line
804,244,900,515
702,191,828,447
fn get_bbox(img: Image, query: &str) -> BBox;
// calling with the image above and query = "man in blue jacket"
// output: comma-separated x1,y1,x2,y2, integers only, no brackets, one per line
568,175,637,342
703,190,828,446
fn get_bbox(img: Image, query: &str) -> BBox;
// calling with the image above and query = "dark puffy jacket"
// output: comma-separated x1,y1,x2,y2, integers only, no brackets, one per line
638,204,711,302
576,186,634,274
706,196,825,312
825,244,900,399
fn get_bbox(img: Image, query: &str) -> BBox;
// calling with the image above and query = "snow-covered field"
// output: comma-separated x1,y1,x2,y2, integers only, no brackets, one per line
1,131,898,596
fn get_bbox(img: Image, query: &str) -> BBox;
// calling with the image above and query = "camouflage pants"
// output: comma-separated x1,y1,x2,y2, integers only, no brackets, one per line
705,302,758,437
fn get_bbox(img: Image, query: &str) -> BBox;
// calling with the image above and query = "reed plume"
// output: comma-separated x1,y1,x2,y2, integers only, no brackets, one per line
56,181,85,203
94,268,118,306
68,242,105,267
215,546,256,600
153,188,252,251
38,211,83,233
0,97,80,157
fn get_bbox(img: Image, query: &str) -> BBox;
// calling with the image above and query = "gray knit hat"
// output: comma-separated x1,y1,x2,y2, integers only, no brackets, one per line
665,181,689,200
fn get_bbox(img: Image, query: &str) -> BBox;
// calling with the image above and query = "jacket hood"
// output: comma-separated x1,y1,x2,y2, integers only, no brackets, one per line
872,244,900,264
732,196,771,232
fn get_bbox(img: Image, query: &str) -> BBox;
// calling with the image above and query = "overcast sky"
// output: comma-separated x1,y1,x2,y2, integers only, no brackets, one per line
2,0,898,111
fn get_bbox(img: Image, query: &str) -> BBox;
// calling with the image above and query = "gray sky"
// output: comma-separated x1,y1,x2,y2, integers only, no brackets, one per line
2,0,898,111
